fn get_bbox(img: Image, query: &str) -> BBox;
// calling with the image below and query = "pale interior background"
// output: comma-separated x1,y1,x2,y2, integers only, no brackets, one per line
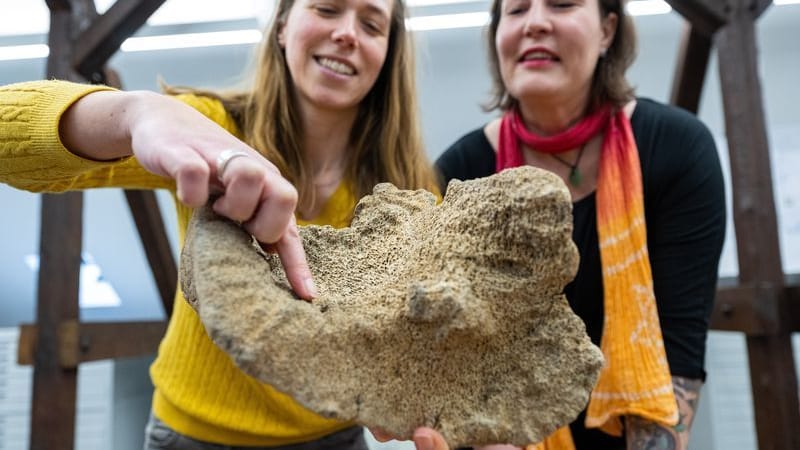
0,0,799,448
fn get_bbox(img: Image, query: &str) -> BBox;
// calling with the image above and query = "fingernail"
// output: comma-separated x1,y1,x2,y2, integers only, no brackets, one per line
304,278,318,298
416,435,433,450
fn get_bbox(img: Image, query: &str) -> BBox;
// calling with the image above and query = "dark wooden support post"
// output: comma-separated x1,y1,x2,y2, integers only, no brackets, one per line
670,23,712,112
667,0,800,447
69,0,176,313
31,194,83,450
715,0,799,448
22,1,168,449
666,0,721,113
29,2,92,448
125,190,176,317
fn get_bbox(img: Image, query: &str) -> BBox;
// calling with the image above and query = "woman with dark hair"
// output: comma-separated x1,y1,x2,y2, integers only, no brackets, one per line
0,0,444,448
436,0,726,447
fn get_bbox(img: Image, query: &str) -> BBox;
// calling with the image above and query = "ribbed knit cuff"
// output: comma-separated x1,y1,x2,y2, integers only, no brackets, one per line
25,79,120,170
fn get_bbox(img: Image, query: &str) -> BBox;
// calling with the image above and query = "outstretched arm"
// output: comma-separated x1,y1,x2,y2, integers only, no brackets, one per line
626,377,703,450
58,88,316,299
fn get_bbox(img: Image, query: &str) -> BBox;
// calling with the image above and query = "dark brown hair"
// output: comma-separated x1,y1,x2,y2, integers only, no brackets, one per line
484,0,637,113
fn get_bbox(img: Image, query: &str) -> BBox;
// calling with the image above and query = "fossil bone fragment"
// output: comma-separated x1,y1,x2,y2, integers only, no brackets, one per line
180,166,604,448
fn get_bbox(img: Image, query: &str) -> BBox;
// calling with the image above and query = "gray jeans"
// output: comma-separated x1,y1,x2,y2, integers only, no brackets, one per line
144,414,368,450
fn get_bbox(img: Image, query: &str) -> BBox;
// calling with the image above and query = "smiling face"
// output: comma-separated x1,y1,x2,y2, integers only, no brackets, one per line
495,0,617,109
278,0,393,115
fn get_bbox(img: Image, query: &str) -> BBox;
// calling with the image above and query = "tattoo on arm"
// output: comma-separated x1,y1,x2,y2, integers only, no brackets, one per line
625,376,703,450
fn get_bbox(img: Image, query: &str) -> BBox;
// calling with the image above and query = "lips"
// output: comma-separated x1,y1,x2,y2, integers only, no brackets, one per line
315,56,357,76
519,48,559,62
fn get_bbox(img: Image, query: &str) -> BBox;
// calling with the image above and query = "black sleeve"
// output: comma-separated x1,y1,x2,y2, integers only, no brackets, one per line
637,102,726,380
434,128,496,193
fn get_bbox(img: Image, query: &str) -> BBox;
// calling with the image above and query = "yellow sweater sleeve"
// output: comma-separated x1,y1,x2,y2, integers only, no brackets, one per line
0,80,240,194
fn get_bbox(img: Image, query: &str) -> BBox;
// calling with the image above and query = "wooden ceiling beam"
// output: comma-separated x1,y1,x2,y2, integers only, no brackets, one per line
44,0,71,10
665,0,730,35
18,321,168,367
712,280,800,334
73,0,166,80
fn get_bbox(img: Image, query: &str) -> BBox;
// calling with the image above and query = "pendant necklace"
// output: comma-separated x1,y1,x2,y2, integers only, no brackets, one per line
550,143,587,187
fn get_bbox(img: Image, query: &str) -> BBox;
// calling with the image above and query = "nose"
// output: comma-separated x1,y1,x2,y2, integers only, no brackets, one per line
523,2,552,36
331,12,358,47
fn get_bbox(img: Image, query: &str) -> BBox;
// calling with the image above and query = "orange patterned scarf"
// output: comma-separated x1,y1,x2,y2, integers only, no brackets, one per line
497,106,678,449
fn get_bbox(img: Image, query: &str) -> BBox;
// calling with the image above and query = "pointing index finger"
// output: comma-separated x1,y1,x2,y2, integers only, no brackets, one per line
275,219,318,301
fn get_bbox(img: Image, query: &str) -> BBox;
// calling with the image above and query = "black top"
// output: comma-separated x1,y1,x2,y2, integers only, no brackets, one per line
436,98,726,449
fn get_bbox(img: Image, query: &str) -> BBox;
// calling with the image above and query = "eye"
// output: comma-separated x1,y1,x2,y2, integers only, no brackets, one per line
362,19,383,34
314,4,338,15
505,1,529,15
551,0,576,8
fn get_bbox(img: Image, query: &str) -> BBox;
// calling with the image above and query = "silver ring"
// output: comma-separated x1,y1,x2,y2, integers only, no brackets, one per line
216,149,250,182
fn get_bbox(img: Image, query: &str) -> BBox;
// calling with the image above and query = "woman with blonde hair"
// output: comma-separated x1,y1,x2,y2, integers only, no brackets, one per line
0,0,447,447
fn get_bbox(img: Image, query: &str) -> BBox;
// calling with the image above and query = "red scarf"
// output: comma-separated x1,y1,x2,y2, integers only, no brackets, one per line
497,106,611,170
497,105,679,450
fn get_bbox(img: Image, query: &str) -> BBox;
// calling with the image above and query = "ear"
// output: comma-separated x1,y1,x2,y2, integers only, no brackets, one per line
599,12,617,55
277,20,287,48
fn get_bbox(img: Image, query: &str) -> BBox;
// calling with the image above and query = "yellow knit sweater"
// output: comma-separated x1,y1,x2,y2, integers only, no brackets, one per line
0,80,357,446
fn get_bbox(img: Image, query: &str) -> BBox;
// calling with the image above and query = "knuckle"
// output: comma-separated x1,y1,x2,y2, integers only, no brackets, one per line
225,207,250,223
178,160,210,184
274,181,298,209
235,164,264,186
213,196,247,222
283,223,300,239
175,164,210,207
242,221,263,241
252,228,281,245
246,216,282,244
221,160,255,185
262,159,281,174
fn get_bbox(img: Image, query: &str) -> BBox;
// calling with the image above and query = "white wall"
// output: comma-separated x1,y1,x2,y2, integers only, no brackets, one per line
0,328,113,450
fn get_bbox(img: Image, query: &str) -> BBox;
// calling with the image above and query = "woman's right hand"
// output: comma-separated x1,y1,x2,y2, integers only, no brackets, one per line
371,427,450,450
60,89,317,300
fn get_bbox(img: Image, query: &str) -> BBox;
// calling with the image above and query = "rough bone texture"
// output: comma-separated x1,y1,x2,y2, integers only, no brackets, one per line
180,166,604,448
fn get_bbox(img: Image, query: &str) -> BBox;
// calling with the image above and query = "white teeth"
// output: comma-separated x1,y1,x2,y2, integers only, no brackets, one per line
523,51,552,60
318,57,355,75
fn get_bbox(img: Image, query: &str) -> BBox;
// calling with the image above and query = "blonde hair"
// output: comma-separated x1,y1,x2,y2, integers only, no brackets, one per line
167,0,437,211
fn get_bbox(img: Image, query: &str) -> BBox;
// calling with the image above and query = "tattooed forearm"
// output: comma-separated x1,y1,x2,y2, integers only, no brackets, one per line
626,417,676,450
625,376,703,450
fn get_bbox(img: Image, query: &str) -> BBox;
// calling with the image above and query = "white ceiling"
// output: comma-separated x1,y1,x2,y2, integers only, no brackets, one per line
0,0,270,36
0,0,675,37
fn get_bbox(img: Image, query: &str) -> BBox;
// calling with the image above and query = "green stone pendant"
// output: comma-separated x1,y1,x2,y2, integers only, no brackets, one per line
551,144,587,187
569,168,582,186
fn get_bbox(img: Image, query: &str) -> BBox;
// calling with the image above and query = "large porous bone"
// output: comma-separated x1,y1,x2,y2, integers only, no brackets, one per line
180,166,604,448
